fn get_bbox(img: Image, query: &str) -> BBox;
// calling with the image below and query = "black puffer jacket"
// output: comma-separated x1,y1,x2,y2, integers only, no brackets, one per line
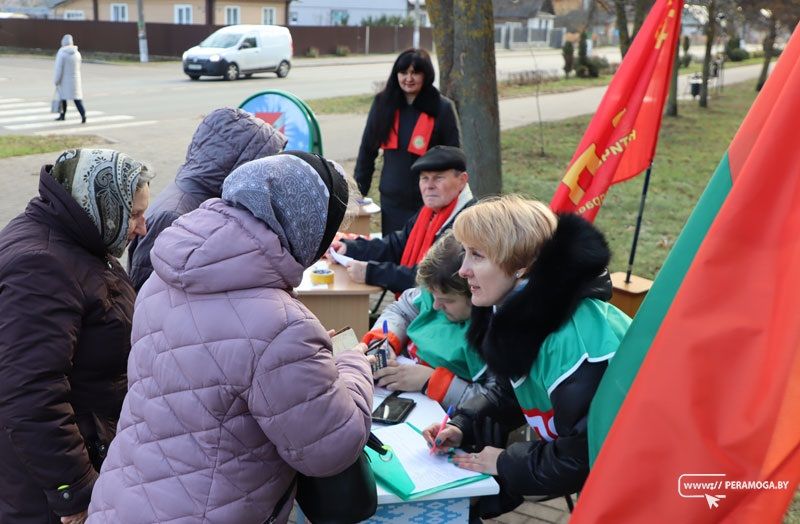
0,168,136,522
450,214,616,500
127,108,286,290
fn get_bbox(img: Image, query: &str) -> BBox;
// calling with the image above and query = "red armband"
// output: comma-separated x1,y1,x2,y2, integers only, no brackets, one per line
425,367,456,403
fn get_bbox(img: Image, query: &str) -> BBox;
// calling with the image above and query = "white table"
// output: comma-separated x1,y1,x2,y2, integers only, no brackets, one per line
295,391,499,523
367,390,500,522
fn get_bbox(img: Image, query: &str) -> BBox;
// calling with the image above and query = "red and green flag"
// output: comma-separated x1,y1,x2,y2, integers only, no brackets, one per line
574,25,800,522
550,0,683,221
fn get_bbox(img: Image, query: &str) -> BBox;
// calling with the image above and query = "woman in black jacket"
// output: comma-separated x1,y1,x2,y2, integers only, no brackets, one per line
354,48,461,234
423,196,629,518
0,149,153,524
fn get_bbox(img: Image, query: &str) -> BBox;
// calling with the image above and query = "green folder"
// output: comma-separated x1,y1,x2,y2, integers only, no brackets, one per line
364,423,490,501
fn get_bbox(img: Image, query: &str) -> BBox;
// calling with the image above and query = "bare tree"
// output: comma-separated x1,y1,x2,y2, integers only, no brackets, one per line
632,0,655,35
614,0,633,56
739,0,800,91
699,0,717,108
429,0,502,197
614,0,654,57
666,30,681,116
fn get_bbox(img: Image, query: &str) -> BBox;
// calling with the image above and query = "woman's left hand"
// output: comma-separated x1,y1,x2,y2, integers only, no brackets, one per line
451,446,503,476
346,261,368,283
374,361,433,391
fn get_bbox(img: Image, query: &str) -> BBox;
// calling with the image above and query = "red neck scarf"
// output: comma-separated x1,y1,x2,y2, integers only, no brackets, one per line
400,197,459,268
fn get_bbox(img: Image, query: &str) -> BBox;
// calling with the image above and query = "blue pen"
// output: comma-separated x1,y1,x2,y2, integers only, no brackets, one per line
382,319,388,335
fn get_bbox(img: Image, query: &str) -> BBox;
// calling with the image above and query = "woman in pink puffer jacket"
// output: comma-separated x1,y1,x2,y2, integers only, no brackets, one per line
88,152,373,523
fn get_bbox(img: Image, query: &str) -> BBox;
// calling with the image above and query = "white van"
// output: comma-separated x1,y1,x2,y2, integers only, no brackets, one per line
182,25,292,81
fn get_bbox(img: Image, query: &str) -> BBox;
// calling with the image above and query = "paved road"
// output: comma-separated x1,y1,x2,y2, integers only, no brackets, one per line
0,48,610,126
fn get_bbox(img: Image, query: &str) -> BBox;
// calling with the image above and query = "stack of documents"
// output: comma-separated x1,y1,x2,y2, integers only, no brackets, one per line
365,423,489,500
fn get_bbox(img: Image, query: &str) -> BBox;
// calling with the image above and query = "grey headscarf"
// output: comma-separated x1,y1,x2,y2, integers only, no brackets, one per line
222,153,348,267
51,148,153,257
61,34,74,47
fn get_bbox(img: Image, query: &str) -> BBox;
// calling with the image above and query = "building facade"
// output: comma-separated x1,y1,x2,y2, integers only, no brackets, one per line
52,0,286,25
288,0,426,27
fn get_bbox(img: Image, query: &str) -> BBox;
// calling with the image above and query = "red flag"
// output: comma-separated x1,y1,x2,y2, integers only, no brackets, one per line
550,0,683,221
575,25,800,523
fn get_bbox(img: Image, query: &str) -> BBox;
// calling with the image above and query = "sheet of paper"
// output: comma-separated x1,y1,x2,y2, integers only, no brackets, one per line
395,355,416,366
373,423,484,494
331,328,359,356
328,246,354,267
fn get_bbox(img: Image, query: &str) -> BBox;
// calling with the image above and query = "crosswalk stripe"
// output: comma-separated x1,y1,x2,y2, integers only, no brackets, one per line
7,115,134,131
0,107,61,117
35,120,159,135
0,102,49,110
0,98,24,104
0,111,104,125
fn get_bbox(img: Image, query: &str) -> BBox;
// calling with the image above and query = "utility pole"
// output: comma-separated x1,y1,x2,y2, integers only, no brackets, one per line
136,0,149,63
412,0,420,48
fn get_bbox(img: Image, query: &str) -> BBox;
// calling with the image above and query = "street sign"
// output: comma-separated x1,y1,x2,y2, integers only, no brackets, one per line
239,90,323,155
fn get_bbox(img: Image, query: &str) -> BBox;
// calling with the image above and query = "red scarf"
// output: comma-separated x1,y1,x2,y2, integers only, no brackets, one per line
381,110,436,156
400,197,459,268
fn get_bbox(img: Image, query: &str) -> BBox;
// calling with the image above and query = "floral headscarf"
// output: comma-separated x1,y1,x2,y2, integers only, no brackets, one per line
51,148,152,257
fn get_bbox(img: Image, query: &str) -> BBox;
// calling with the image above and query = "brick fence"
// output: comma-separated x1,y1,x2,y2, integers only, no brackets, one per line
0,19,433,57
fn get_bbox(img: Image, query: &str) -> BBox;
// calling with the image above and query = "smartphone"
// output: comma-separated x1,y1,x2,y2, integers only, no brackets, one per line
366,339,389,372
371,393,415,425
331,326,359,356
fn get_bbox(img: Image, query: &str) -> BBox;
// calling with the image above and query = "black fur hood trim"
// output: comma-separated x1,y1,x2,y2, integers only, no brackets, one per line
466,214,611,378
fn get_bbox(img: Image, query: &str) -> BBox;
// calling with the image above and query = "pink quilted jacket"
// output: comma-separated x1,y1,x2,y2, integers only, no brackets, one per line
88,199,373,523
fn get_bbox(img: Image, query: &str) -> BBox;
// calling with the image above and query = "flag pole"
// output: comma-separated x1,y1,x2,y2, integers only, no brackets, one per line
625,164,652,283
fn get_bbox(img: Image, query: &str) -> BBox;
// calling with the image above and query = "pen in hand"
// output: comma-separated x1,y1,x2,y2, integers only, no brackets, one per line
430,405,455,455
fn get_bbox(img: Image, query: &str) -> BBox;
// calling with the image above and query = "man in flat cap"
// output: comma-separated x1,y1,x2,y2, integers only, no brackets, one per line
332,145,474,293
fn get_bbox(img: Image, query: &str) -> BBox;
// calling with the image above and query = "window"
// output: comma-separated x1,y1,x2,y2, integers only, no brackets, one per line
110,3,128,21
64,10,85,20
262,6,276,25
330,9,348,26
225,6,240,25
240,36,257,49
290,10,298,23
174,4,192,24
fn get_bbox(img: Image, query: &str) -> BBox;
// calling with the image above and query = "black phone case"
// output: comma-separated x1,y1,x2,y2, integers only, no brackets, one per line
371,397,415,425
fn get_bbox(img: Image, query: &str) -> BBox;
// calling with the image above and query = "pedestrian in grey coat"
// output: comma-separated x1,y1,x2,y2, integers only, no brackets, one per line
54,34,86,123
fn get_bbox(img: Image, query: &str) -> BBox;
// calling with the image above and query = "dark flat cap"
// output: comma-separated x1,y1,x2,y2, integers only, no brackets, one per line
411,145,467,176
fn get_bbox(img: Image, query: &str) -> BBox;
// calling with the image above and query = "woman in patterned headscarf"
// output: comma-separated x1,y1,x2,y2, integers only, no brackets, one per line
0,149,154,524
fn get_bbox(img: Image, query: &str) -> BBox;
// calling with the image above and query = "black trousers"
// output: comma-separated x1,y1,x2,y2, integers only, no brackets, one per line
60,99,86,118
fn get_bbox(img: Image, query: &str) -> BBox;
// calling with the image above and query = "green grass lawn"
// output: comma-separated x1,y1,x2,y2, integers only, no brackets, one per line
307,57,767,114
306,94,376,115
786,489,800,523
0,135,105,160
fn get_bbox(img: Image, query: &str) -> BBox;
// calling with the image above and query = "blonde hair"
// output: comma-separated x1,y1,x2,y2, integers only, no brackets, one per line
453,195,557,275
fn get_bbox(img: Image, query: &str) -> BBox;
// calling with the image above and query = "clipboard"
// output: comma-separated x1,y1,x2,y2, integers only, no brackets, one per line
364,423,490,501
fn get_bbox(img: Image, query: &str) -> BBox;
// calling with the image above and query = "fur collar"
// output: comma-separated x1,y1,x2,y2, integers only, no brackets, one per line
466,214,611,378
